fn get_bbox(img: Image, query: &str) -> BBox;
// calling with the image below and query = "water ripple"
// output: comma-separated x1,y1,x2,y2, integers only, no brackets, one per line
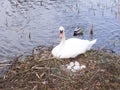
0,0,120,62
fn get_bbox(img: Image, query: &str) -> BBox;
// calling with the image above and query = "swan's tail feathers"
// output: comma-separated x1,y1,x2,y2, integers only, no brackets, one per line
90,39,97,45
88,39,97,50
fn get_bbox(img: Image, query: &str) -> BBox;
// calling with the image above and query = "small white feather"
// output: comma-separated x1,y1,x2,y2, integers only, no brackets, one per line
81,65,86,69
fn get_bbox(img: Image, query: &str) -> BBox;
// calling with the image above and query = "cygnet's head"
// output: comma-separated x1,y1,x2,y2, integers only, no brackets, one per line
69,62,74,67
74,61,80,66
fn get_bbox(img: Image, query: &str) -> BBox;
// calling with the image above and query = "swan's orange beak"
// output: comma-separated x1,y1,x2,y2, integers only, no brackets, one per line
59,31,63,39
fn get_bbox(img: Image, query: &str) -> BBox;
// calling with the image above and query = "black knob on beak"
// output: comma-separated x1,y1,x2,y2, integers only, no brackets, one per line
60,30,63,33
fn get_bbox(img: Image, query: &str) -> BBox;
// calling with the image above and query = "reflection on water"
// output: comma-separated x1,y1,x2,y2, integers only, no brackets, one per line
118,1,120,22
0,0,120,62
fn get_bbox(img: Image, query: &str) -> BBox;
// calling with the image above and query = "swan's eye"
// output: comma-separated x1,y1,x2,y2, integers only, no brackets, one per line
60,30,63,33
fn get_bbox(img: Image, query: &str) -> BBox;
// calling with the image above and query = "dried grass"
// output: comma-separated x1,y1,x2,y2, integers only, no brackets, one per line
0,46,120,90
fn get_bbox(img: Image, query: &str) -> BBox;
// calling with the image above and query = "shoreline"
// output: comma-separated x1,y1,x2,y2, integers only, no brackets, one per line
0,46,120,90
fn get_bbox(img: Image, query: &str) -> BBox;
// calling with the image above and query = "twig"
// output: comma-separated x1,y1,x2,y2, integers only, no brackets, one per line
32,66,50,70
35,72,41,80
32,85,37,90
38,57,63,62
50,73,72,81
0,64,11,68
89,69,100,83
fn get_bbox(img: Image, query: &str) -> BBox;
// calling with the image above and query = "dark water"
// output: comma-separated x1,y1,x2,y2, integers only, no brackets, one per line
0,0,120,62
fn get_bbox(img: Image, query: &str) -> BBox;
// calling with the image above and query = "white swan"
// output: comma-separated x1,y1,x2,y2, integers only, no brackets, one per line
52,26,97,58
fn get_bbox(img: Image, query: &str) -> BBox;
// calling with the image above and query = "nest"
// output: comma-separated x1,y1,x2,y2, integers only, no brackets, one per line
0,46,120,90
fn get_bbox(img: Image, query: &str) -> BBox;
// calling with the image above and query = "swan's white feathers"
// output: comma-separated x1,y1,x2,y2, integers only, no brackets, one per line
52,26,97,58
52,38,97,58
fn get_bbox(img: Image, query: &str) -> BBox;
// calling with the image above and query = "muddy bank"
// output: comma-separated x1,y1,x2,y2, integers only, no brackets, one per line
0,46,120,90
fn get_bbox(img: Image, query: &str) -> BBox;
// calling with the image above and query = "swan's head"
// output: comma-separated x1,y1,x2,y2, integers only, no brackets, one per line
59,26,65,39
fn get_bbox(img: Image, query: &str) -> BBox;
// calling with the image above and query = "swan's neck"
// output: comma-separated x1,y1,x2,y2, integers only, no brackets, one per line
60,33,66,45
